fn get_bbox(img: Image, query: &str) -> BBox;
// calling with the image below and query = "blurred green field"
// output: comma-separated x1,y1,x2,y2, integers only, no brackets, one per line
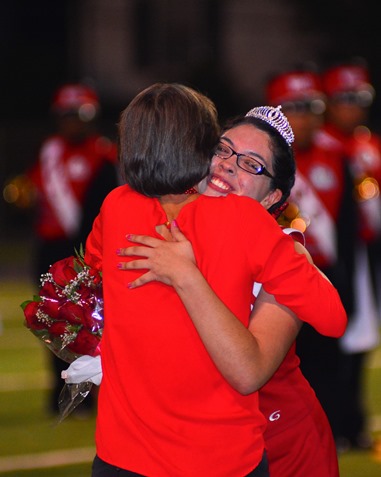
1,253,381,476
0,278,96,477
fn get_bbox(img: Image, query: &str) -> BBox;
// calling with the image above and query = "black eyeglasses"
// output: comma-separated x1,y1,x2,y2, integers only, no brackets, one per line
213,142,274,179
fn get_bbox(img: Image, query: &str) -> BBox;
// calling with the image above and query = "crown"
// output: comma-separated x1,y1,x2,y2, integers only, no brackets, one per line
245,105,294,146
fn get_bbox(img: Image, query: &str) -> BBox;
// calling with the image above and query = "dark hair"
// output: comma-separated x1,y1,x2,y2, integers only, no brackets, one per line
222,115,296,214
118,83,220,197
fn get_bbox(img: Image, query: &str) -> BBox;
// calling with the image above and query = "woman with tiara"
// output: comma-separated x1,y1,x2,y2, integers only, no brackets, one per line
118,105,343,476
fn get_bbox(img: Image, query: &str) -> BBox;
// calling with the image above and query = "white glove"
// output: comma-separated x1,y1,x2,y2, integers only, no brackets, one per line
61,355,103,386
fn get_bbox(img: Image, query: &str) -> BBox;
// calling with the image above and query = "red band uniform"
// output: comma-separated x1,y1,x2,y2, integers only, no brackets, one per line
316,63,381,450
264,68,356,471
28,83,118,415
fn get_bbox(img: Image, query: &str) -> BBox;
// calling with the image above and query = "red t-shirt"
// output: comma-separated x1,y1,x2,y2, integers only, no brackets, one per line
85,186,346,477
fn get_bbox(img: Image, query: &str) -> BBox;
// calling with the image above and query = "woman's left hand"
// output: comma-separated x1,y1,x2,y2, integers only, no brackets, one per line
117,221,197,288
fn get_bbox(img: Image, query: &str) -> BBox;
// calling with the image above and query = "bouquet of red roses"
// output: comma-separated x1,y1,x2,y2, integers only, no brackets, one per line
21,251,103,421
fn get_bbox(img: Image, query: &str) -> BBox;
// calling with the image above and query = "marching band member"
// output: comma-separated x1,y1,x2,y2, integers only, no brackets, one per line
318,60,380,451
27,82,118,416
266,68,357,448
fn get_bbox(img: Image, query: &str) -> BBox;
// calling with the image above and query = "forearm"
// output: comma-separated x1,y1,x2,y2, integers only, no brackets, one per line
171,265,295,394
119,232,301,394
260,239,347,338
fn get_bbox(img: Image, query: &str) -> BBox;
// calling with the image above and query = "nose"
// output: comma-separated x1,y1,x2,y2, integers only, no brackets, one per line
218,155,237,175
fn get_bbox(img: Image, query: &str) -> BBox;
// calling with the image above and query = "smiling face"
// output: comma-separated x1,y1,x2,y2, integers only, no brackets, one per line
202,124,282,209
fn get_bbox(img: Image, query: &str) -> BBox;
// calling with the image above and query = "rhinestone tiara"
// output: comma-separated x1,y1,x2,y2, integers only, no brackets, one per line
245,105,295,146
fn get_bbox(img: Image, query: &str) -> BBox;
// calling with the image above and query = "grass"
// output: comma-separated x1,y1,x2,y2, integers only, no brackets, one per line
0,278,96,476
1,239,381,476
1,466,93,477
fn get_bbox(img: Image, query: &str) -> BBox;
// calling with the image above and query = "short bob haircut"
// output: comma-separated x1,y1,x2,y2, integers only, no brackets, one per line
119,83,220,197
222,115,296,215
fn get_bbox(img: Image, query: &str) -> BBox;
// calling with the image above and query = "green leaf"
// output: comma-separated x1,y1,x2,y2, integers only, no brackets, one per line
20,297,40,311
20,300,32,311
74,244,86,263
73,259,83,274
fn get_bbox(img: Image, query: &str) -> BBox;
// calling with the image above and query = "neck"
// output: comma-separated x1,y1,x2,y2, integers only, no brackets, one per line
159,191,199,222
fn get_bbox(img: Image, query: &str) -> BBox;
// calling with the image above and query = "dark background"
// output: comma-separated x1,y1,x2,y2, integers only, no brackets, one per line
2,1,381,120
1,0,381,237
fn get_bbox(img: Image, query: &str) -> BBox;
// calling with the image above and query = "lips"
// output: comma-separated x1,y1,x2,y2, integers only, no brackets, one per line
207,174,233,193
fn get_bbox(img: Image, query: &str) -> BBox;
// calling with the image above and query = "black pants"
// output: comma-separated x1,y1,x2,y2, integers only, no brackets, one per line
92,453,269,477
296,323,342,437
337,351,368,441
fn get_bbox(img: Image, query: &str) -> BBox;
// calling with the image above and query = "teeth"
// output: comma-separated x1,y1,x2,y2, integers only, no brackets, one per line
211,177,230,190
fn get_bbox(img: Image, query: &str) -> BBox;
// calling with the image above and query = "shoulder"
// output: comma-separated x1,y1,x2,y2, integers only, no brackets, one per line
39,135,64,152
101,185,150,210
281,227,305,246
193,195,281,237
91,135,118,163
198,194,266,214
104,184,133,201
314,128,344,153
222,195,277,227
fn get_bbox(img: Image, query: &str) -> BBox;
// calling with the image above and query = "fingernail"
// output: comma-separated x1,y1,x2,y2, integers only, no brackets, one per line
116,248,121,255
127,282,134,289
117,263,123,269
172,220,178,228
126,234,131,240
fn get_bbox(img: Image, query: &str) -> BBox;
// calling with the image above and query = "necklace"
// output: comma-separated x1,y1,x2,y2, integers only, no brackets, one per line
162,187,198,229
184,187,198,194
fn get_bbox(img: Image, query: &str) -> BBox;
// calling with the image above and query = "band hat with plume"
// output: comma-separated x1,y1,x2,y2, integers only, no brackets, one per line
245,105,295,147
266,71,325,105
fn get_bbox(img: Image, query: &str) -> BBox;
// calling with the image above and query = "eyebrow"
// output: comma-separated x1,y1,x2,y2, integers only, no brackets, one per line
220,136,268,165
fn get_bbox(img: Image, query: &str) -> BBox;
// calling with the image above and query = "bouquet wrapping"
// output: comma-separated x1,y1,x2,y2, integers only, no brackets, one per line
21,253,103,421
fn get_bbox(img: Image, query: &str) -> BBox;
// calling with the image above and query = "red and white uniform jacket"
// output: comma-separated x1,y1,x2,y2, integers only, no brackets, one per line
29,134,117,241
288,142,348,269
317,123,381,244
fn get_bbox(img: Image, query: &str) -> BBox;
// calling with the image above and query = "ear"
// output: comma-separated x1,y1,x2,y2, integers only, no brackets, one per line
260,188,283,211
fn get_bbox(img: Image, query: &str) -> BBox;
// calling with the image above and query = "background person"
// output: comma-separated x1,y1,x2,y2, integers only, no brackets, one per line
318,60,381,451
26,82,119,416
264,68,356,446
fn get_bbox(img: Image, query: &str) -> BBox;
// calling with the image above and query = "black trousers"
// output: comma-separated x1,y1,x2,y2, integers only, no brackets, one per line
92,452,269,477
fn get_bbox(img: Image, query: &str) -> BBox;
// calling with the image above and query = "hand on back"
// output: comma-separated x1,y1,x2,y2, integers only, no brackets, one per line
117,221,197,288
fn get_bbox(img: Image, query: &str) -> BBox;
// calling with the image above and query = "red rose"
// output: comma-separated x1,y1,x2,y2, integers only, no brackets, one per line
76,283,93,302
92,285,103,302
88,267,102,285
40,297,62,319
59,300,102,333
82,306,103,333
39,281,60,300
47,321,79,357
23,301,46,331
49,256,80,287
21,251,104,366
49,321,72,338
58,301,86,325
67,328,101,356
